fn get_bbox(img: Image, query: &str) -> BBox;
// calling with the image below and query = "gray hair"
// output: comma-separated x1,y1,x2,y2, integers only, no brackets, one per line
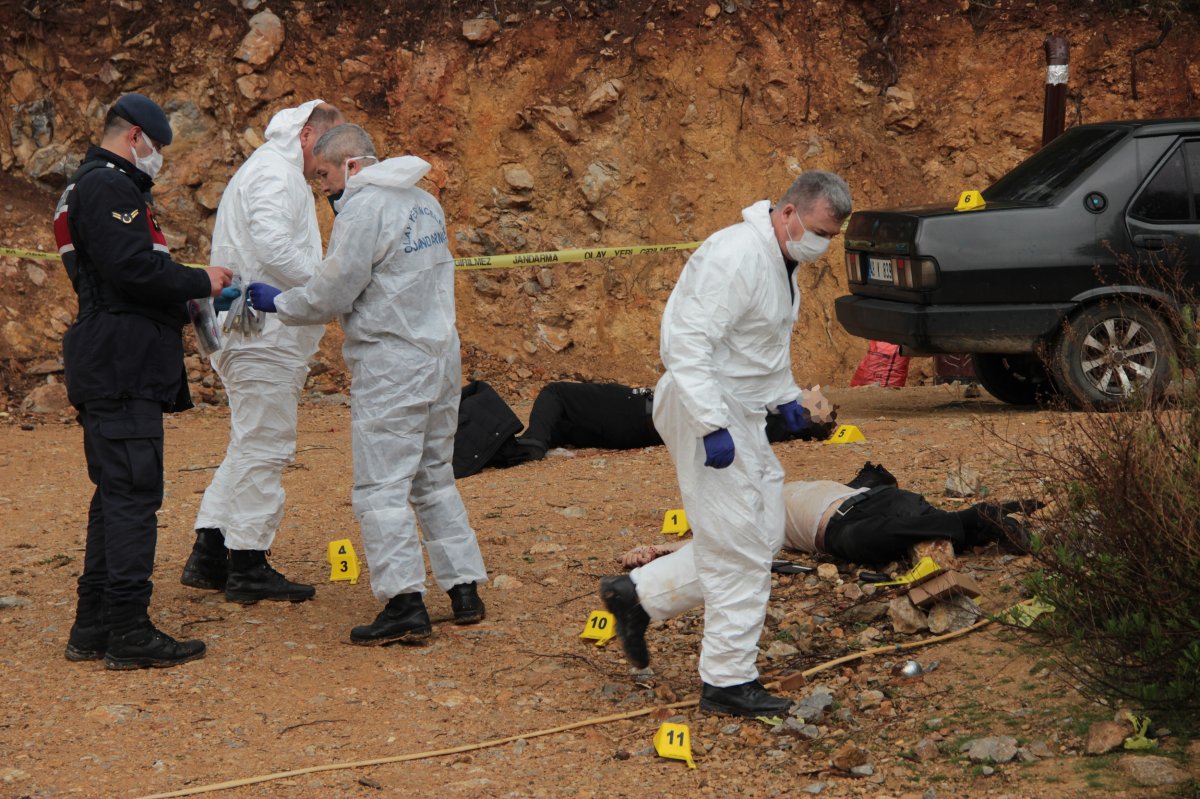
313,123,376,165
779,170,852,220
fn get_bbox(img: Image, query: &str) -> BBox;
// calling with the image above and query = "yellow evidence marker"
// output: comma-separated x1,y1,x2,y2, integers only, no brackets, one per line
823,424,866,445
327,539,360,584
661,508,689,536
954,190,986,211
580,610,616,646
873,555,943,587
654,722,697,768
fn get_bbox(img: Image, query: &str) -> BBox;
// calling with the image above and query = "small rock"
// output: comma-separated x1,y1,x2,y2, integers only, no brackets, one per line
581,79,624,115
556,506,586,519
849,764,874,777
1085,720,1129,755
944,465,980,498
912,737,940,761
536,105,580,143
0,596,31,609
528,542,565,554
856,690,884,711
831,740,869,770
720,723,741,735
195,181,227,211
704,3,721,19
538,324,572,352
816,563,839,582
503,166,534,193
26,358,63,375
472,275,502,297
25,263,46,286
960,735,1018,764
888,595,929,634
980,765,995,776
234,10,284,67
764,640,799,660
1118,754,1189,786
22,382,70,414
926,594,982,634
792,689,834,722
490,575,524,590
462,17,501,44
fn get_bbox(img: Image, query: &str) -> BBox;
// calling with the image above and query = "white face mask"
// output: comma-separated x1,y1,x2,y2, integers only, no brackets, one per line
785,212,831,263
130,134,163,179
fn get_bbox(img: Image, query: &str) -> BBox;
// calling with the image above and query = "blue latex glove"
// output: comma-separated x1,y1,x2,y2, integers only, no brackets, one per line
247,282,281,313
702,428,735,469
213,286,241,313
778,400,811,434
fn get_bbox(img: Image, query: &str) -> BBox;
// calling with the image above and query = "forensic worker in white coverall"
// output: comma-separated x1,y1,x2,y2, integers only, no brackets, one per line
181,101,344,605
246,124,488,644
601,171,852,718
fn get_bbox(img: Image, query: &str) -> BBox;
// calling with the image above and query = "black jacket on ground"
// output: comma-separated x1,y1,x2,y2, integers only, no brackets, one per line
56,146,212,409
453,381,525,478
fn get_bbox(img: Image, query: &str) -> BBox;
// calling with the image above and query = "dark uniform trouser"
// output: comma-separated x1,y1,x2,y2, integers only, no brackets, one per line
822,486,965,565
76,398,165,621
523,383,661,450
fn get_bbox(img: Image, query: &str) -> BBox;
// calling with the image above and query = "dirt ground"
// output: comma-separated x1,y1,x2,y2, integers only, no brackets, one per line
2,385,1197,799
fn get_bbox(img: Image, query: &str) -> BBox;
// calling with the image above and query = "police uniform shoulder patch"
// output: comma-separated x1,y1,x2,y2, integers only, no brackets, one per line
111,209,140,224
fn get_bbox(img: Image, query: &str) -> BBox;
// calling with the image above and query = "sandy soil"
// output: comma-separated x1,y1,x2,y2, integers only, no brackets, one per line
2,384,1196,799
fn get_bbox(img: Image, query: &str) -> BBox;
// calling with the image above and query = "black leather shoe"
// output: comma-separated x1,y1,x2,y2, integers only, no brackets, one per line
448,582,485,624
181,528,228,590
350,593,433,646
599,575,650,668
64,622,108,662
700,680,792,718
104,624,206,670
224,550,316,604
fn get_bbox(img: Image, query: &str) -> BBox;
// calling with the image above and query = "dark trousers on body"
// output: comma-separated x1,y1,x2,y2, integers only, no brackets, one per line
522,382,661,450
822,486,964,565
76,398,165,628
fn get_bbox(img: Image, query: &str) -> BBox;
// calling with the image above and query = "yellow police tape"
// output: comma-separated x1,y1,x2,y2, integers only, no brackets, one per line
0,241,703,272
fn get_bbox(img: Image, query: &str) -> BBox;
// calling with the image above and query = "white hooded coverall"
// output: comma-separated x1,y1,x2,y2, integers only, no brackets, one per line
636,199,802,687
272,157,488,601
194,101,327,551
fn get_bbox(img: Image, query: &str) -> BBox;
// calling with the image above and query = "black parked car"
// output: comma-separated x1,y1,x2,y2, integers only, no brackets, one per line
834,119,1200,409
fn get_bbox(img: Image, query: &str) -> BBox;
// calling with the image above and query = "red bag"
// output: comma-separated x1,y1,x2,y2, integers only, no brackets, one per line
850,341,910,388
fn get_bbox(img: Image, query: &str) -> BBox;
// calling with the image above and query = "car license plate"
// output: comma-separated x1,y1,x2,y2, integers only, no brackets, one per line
868,257,893,282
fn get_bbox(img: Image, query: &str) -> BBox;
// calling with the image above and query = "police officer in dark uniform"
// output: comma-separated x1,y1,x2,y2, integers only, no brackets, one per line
54,93,233,670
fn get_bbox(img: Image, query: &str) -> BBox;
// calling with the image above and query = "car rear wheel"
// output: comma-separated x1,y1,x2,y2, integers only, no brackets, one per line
1051,302,1173,410
971,353,1058,406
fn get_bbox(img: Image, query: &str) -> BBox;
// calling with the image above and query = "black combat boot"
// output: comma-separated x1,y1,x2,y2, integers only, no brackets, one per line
699,680,793,718
64,590,107,662
180,527,228,590
599,575,651,668
103,605,206,670
350,593,433,645
447,582,486,624
224,549,316,604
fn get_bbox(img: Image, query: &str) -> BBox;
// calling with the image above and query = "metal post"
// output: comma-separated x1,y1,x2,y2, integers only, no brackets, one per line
1042,36,1069,148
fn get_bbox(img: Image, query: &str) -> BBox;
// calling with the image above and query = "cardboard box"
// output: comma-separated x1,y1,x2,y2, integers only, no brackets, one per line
907,570,983,608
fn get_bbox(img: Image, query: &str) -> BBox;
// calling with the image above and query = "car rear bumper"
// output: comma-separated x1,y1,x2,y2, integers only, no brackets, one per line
833,295,1075,354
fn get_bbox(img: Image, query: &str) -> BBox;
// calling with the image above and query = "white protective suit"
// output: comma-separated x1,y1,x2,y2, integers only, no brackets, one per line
632,481,863,620
194,101,326,551
641,199,802,687
273,157,488,601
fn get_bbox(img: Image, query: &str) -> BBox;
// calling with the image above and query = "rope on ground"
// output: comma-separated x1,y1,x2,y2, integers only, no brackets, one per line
133,615,994,799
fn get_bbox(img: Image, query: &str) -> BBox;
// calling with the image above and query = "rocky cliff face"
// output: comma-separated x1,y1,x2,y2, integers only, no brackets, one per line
2,0,1197,413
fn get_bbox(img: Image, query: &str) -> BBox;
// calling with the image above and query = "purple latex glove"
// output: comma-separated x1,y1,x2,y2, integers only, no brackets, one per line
247,281,281,313
702,428,735,469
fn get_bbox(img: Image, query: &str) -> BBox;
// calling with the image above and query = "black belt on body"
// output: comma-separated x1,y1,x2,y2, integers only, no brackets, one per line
833,485,892,518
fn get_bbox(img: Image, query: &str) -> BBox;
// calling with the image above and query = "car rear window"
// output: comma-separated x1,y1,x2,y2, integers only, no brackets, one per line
984,127,1128,204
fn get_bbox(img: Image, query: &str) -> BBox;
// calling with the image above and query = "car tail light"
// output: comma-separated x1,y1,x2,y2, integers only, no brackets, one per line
892,257,938,289
845,252,864,284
